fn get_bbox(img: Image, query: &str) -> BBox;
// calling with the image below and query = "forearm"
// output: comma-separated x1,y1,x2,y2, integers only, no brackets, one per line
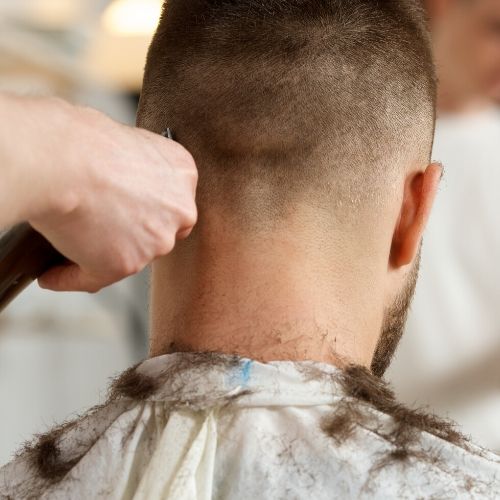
0,93,71,228
0,93,22,227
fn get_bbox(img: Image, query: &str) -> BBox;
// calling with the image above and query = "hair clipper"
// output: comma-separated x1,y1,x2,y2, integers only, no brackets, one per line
0,224,65,313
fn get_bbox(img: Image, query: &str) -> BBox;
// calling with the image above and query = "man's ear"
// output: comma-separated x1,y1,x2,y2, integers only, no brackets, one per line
390,163,443,268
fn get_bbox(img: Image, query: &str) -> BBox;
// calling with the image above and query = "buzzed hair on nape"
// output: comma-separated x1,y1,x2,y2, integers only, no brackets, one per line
137,0,436,224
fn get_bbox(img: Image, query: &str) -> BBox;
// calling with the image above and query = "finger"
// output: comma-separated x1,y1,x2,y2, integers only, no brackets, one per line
38,264,105,293
176,226,194,240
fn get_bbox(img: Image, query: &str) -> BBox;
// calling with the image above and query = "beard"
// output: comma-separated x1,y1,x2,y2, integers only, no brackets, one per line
370,248,421,377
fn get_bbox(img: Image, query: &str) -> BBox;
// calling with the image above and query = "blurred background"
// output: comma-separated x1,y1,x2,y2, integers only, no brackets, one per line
0,0,500,466
387,0,500,455
0,0,160,465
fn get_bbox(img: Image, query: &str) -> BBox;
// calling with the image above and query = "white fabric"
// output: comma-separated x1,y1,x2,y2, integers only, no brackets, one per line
1,353,500,499
133,410,217,500
388,108,500,450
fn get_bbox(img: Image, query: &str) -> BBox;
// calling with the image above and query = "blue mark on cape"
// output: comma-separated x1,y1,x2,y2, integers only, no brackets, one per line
227,359,253,388
240,359,252,385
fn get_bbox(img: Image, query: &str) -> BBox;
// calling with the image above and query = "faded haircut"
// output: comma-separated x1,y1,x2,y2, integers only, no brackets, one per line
137,0,436,224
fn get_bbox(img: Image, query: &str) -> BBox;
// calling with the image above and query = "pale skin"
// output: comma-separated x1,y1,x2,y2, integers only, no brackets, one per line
150,163,442,369
0,93,198,292
427,0,500,113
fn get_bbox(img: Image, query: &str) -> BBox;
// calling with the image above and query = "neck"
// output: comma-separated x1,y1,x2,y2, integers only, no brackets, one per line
149,213,385,369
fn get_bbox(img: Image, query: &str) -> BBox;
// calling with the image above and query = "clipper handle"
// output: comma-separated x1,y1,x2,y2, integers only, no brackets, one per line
0,224,65,313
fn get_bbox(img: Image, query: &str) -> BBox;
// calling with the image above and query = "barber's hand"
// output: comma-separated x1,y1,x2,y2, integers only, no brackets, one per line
27,99,198,292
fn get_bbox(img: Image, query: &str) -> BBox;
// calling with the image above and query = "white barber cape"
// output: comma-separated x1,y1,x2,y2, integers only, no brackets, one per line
1,353,500,499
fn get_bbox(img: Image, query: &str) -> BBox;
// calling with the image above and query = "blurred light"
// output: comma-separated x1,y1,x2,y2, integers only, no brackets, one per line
26,0,83,29
102,0,163,37
85,0,163,90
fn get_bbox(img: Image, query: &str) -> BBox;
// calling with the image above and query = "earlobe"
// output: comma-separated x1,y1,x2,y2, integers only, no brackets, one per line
390,163,443,268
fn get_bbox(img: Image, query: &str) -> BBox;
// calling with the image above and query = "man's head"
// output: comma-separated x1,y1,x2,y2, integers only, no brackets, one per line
426,0,500,110
138,0,441,376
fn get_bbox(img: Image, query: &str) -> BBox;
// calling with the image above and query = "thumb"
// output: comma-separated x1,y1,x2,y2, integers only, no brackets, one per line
38,264,105,293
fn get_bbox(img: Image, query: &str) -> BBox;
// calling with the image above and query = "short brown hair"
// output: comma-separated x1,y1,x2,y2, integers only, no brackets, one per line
138,0,435,224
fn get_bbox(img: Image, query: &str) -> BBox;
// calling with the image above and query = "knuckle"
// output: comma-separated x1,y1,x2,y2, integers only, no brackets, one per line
185,204,198,226
177,227,193,240
156,233,175,256
190,165,199,183
179,149,197,172
187,195,198,217
187,156,198,175
172,203,197,231
113,251,142,277
189,168,199,187
52,189,80,216
124,260,143,276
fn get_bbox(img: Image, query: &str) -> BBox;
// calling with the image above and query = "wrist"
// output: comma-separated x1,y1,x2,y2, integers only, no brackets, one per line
0,92,32,226
0,94,81,226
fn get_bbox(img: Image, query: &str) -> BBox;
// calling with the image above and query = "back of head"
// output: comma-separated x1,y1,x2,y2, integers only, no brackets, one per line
138,0,436,227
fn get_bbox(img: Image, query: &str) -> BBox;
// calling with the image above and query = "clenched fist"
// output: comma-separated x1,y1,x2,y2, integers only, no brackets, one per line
0,94,198,292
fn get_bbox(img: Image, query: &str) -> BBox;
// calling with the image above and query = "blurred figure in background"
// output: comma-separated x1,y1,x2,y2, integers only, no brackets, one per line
388,0,500,451
430,0,500,111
